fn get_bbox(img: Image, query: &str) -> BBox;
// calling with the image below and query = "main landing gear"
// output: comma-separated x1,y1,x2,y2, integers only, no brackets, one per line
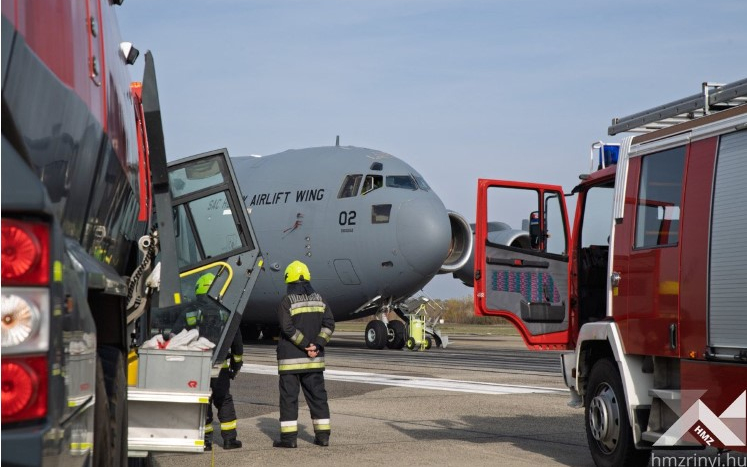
364,319,407,350
363,302,447,350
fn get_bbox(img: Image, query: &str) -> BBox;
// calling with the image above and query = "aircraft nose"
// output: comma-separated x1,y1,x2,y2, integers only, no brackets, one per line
396,197,451,276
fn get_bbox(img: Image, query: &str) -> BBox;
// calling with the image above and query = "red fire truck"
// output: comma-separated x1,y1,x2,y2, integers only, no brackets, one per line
2,2,262,466
474,79,747,466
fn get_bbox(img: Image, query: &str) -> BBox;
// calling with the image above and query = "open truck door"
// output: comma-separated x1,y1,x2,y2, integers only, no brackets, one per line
128,149,262,457
474,179,572,349
128,52,263,459
164,149,262,364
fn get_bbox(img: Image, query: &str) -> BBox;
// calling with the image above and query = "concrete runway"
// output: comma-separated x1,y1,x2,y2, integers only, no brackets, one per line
147,332,747,466
149,332,597,466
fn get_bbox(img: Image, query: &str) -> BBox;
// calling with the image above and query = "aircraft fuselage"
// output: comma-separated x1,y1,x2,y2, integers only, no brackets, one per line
231,146,457,328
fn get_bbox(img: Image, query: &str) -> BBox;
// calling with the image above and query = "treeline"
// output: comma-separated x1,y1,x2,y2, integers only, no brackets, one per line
426,296,508,325
348,296,509,326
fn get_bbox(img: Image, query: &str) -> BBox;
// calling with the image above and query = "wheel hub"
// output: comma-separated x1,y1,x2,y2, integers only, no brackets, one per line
588,383,620,453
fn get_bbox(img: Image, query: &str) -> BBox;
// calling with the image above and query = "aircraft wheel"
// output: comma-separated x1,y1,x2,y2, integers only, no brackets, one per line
364,321,388,349
424,336,432,350
585,358,648,467
405,337,417,350
386,320,406,349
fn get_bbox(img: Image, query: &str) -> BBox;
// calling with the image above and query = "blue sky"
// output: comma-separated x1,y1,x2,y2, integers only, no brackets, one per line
117,1,746,299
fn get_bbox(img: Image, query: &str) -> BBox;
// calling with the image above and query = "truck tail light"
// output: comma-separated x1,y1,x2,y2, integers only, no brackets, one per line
1,220,49,286
1,294,41,348
1,356,48,423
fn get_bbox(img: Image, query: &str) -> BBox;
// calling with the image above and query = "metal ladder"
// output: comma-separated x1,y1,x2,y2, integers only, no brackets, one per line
608,78,747,135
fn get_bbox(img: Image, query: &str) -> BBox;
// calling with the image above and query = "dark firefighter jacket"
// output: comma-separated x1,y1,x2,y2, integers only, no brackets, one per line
220,327,244,369
276,282,335,375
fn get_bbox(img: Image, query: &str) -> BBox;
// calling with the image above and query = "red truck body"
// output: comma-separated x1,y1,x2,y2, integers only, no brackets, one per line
474,80,747,466
2,2,263,465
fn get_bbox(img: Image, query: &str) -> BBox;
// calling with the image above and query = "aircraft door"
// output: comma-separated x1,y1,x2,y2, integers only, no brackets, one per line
164,149,262,363
474,179,572,349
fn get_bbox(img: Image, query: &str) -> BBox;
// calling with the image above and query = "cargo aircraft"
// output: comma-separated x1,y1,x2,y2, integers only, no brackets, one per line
223,143,474,349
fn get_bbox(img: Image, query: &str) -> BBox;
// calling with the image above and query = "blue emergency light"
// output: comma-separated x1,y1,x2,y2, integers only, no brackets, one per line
598,144,620,169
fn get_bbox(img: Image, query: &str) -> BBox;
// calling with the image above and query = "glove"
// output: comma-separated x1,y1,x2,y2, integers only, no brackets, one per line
229,356,243,379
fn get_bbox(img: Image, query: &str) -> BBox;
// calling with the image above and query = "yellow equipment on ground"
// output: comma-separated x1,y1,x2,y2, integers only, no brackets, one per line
405,302,432,351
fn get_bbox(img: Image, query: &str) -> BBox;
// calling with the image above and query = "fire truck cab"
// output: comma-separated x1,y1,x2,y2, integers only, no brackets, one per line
474,78,747,466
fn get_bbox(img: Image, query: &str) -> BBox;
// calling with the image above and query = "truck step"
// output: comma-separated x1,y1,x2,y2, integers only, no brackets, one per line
640,430,662,444
649,388,680,401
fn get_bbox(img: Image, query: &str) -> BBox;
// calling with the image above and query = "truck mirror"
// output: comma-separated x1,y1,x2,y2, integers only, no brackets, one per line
528,211,541,249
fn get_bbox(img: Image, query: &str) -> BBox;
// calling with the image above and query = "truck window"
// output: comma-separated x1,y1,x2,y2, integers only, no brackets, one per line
485,185,566,255
580,185,614,248
189,191,243,258
578,183,614,325
544,193,566,256
635,147,685,248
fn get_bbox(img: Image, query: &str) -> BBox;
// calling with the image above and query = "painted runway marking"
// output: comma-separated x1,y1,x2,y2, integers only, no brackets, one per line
243,364,567,395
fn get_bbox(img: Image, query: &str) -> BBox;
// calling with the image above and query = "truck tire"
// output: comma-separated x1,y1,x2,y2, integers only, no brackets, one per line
100,346,128,467
93,358,111,467
585,358,649,467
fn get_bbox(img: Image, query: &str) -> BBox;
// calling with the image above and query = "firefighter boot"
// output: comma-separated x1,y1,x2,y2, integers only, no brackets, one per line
272,436,297,449
313,434,329,447
224,438,242,450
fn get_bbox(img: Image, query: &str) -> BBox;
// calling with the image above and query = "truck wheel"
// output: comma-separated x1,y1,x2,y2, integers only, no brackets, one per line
585,359,648,467
405,337,416,350
386,320,406,349
364,321,388,349
100,346,127,467
93,358,111,467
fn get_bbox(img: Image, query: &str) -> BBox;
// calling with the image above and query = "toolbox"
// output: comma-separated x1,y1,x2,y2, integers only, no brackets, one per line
128,348,213,454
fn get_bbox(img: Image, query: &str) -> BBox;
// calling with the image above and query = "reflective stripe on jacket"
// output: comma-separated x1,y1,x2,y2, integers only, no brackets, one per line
276,290,335,375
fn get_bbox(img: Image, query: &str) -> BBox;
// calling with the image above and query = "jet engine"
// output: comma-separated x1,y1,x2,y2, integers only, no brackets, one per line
438,210,474,274
446,221,531,287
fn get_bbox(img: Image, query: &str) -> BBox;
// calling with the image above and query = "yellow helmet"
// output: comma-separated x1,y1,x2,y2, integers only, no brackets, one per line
195,272,215,295
284,260,310,283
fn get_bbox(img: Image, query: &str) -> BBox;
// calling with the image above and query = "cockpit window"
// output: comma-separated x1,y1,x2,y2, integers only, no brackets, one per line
361,174,383,195
413,174,430,191
386,175,417,190
338,174,362,198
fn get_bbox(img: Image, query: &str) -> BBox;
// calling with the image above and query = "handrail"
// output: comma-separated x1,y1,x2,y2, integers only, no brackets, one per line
179,261,233,299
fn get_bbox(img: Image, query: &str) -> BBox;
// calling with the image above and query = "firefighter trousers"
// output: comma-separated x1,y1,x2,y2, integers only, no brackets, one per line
278,371,330,441
205,368,238,442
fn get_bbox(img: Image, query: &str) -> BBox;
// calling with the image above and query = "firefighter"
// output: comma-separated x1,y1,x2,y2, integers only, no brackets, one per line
273,260,335,448
191,273,244,451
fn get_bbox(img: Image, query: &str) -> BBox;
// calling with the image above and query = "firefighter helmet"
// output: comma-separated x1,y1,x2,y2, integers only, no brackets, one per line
195,273,215,295
284,260,310,283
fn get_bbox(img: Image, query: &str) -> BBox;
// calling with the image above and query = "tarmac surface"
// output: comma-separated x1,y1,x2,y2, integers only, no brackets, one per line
147,332,746,467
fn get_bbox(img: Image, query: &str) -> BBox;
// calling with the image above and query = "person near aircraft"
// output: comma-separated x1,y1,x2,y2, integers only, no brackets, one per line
183,273,244,451
273,261,335,448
